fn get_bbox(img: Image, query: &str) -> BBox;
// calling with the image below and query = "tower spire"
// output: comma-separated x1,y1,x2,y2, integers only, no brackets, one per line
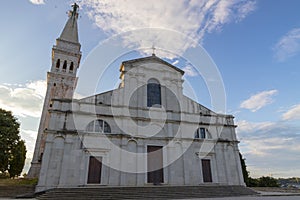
27,3,82,178
59,3,80,43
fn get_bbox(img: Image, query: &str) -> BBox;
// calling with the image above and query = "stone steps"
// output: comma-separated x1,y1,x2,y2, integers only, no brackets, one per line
36,185,258,200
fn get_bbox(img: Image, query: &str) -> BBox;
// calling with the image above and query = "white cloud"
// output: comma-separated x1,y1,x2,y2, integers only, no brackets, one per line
237,119,300,177
29,0,45,5
80,0,256,58
236,120,275,133
0,79,85,174
274,28,300,61
242,137,287,156
240,89,278,112
73,91,85,99
20,129,37,174
236,0,256,22
20,129,36,150
0,80,46,173
0,80,46,118
182,65,198,77
282,104,300,121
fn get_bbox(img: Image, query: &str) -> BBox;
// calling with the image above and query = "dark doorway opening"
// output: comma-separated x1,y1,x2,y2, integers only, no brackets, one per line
201,159,212,183
87,156,102,184
147,146,164,184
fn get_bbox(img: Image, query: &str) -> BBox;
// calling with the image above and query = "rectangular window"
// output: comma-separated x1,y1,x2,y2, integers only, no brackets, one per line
195,128,206,139
147,83,161,107
200,128,206,139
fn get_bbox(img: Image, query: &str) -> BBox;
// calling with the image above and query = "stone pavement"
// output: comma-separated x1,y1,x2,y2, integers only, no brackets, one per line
183,196,300,200
1,195,300,200
1,188,300,200
0,196,300,200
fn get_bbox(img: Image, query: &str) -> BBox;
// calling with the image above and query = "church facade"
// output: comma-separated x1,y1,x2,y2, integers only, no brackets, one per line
29,5,245,192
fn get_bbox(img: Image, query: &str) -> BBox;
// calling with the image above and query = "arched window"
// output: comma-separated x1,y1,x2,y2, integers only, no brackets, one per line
195,128,208,139
86,119,111,133
62,60,67,72
69,62,74,72
56,59,60,69
147,78,161,107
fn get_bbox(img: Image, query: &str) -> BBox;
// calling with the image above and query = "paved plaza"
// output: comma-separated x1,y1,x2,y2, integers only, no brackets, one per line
1,195,300,200
186,196,300,200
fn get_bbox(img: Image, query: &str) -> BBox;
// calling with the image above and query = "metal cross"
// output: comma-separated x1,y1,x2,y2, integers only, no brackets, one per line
152,45,156,56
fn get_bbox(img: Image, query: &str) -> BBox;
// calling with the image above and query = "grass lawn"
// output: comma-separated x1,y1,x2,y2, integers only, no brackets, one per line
0,178,38,186
0,178,37,198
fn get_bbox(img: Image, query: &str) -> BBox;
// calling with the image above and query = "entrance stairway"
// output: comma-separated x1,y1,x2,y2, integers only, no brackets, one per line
36,185,258,200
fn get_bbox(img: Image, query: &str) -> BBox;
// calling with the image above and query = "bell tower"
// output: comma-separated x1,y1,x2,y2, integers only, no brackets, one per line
28,3,82,178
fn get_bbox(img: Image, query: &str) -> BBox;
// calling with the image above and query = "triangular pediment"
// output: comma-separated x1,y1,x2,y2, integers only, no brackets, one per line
121,55,185,75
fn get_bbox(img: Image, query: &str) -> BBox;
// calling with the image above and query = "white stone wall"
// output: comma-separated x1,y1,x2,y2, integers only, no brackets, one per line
36,57,244,191
36,132,244,192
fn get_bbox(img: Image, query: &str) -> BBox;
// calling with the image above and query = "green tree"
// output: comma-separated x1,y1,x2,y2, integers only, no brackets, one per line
258,176,279,187
8,140,26,178
247,177,259,187
239,152,250,186
0,108,26,177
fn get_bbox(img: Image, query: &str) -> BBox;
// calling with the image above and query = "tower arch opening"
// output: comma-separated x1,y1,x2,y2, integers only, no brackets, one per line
56,59,60,70
70,62,74,72
62,60,67,72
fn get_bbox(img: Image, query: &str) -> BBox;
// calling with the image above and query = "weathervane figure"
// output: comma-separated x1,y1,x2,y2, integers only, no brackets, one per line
72,3,79,16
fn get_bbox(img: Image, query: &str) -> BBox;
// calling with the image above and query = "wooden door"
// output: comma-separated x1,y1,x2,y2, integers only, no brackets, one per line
87,156,102,184
201,159,212,183
147,146,164,184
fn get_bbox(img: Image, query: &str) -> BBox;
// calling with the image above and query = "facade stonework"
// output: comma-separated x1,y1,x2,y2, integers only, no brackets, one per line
29,6,245,192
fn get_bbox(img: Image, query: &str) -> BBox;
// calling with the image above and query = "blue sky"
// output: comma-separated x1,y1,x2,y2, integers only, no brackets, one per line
1,0,300,178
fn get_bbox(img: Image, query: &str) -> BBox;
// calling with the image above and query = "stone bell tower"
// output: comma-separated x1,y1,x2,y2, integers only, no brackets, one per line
28,3,82,178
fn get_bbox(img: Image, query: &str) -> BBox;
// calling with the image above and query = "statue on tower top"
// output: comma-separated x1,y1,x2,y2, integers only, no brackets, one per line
69,3,79,18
